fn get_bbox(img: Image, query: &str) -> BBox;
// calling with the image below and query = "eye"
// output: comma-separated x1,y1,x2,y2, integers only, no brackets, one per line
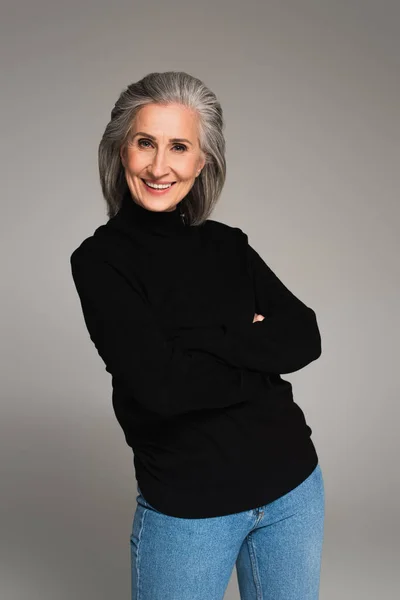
137,139,152,148
137,139,187,152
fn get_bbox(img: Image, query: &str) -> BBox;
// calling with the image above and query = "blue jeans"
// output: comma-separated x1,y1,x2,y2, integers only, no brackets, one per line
131,464,325,599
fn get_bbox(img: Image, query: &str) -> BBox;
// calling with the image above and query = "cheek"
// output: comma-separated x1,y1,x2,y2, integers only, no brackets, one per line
178,159,199,180
124,151,144,174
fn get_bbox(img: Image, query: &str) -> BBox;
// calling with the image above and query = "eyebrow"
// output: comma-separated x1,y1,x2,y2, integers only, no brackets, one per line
132,131,193,146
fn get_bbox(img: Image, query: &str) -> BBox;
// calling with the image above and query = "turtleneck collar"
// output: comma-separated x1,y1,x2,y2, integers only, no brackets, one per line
114,189,187,238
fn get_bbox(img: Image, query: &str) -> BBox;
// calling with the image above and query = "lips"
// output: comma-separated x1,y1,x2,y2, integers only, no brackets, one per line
141,179,176,186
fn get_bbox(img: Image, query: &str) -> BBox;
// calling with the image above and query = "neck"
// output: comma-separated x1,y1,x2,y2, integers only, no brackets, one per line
115,190,187,238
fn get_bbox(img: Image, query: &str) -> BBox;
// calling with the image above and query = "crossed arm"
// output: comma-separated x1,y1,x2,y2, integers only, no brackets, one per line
70,232,321,419
174,231,322,375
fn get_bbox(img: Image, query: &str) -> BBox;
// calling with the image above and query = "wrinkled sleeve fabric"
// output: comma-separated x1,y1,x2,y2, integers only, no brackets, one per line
177,231,322,375
70,245,262,418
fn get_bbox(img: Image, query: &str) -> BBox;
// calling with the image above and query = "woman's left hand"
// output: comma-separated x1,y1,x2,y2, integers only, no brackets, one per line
253,313,265,323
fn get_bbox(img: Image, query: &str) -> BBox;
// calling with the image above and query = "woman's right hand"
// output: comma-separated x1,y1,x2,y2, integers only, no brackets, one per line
253,313,265,323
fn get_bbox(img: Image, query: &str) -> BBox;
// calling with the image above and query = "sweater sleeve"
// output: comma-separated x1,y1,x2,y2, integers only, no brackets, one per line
225,236,322,373
70,245,262,418
176,232,322,375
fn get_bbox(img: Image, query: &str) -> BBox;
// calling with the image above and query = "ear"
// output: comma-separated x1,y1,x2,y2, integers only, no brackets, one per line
198,153,207,172
120,146,126,168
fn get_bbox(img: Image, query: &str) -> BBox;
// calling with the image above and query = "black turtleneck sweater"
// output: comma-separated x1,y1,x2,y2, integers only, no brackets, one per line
70,192,321,518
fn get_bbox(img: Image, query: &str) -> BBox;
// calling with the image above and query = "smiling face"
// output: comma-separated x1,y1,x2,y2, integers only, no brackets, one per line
120,103,207,213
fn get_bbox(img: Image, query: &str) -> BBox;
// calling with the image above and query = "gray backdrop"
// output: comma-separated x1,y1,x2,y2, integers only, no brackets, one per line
1,0,399,598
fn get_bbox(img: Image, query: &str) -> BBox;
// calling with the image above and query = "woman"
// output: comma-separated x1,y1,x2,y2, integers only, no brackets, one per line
70,71,325,599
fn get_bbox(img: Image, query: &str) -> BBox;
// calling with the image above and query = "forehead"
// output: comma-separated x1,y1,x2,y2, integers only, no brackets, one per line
132,103,199,139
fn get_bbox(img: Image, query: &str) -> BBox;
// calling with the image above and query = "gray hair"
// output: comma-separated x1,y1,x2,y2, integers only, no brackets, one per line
98,71,227,225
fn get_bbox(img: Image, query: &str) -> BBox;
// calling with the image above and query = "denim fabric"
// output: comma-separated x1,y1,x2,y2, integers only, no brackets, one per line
131,464,325,599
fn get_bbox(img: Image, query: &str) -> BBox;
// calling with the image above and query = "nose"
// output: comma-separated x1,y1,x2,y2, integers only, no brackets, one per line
148,148,170,179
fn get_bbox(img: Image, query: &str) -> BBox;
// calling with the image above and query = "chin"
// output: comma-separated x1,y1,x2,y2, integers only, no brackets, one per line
143,198,179,212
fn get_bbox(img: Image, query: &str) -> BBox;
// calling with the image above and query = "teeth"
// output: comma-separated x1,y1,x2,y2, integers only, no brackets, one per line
145,181,173,189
